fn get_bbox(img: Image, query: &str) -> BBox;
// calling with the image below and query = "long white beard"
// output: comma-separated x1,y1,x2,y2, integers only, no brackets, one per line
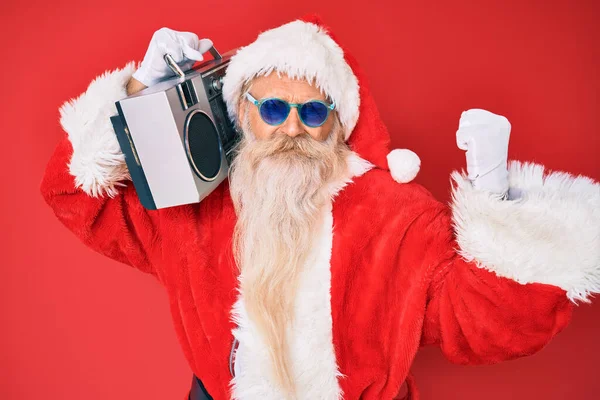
228,107,351,397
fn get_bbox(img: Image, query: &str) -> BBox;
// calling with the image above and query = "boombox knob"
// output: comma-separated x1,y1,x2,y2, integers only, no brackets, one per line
211,77,224,91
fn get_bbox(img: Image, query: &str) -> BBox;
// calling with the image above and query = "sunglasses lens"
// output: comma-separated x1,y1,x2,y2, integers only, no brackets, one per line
300,102,330,127
260,99,290,125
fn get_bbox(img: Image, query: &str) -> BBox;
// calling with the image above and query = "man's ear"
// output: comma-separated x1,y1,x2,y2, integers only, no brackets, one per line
234,100,246,133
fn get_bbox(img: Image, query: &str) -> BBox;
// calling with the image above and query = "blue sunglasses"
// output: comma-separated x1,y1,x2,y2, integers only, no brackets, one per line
245,92,336,128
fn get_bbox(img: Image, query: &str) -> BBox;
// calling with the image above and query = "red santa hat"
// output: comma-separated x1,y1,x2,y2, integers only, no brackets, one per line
221,14,421,184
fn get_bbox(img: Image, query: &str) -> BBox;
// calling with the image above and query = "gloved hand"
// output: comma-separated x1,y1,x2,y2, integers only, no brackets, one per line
132,27,213,87
456,109,511,197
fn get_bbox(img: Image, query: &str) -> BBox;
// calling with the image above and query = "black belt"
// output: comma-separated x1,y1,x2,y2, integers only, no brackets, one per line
189,373,412,400
190,338,238,400
188,374,213,400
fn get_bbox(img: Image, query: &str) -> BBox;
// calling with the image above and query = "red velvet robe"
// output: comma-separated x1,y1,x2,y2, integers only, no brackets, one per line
40,14,599,399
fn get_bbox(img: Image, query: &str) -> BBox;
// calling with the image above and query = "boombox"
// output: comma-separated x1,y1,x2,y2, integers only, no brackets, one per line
110,46,240,210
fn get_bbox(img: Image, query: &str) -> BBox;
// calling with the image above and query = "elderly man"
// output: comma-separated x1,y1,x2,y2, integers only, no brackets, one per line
40,15,599,400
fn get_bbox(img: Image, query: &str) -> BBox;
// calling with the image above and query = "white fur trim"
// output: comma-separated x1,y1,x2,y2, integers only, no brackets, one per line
387,149,421,183
227,152,372,398
58,60,141,198
346,151,375,178
323,151,375,199
222,20,360,141
450,160,600,303
229,200,344,399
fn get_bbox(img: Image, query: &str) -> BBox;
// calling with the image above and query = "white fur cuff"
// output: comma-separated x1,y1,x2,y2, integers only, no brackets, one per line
450,160,600,303
58,60,141,198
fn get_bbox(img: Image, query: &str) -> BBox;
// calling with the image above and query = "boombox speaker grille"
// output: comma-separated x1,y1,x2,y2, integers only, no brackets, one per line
185,111,222,181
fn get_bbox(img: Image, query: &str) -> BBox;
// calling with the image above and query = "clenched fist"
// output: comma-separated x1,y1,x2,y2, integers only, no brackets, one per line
456,109,511,197
132,27,213,87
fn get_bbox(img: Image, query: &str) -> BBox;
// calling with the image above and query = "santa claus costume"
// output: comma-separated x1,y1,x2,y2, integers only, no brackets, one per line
40,14,599,400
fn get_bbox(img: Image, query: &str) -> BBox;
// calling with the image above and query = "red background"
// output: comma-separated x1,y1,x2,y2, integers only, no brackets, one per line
2,0,599,399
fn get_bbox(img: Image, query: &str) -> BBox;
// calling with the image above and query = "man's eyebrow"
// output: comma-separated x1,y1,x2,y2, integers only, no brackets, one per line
260,92,293,100
258,92,329,102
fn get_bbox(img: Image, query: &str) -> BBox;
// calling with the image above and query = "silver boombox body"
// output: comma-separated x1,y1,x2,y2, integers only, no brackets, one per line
110,47,240,210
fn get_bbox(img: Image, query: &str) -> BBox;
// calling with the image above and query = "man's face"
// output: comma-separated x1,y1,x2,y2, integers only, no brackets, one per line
237,72,335,142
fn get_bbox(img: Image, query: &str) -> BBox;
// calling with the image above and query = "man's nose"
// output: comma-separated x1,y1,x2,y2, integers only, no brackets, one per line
280,107,304,137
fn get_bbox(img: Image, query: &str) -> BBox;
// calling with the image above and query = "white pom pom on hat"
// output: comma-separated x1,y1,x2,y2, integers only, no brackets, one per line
387,149,421,183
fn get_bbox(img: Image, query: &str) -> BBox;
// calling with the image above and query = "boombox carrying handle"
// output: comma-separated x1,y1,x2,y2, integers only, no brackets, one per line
163,46,222,79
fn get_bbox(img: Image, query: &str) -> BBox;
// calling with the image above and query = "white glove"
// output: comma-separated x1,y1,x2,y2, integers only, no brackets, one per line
456,109,511,197
132,27,213,87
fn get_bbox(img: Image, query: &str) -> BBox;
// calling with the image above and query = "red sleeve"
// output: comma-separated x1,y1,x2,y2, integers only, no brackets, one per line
415,204,574,365
39,131,160,278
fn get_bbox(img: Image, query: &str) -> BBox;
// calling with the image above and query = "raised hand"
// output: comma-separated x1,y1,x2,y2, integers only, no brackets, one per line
456,109,511,197
132,27,213,87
